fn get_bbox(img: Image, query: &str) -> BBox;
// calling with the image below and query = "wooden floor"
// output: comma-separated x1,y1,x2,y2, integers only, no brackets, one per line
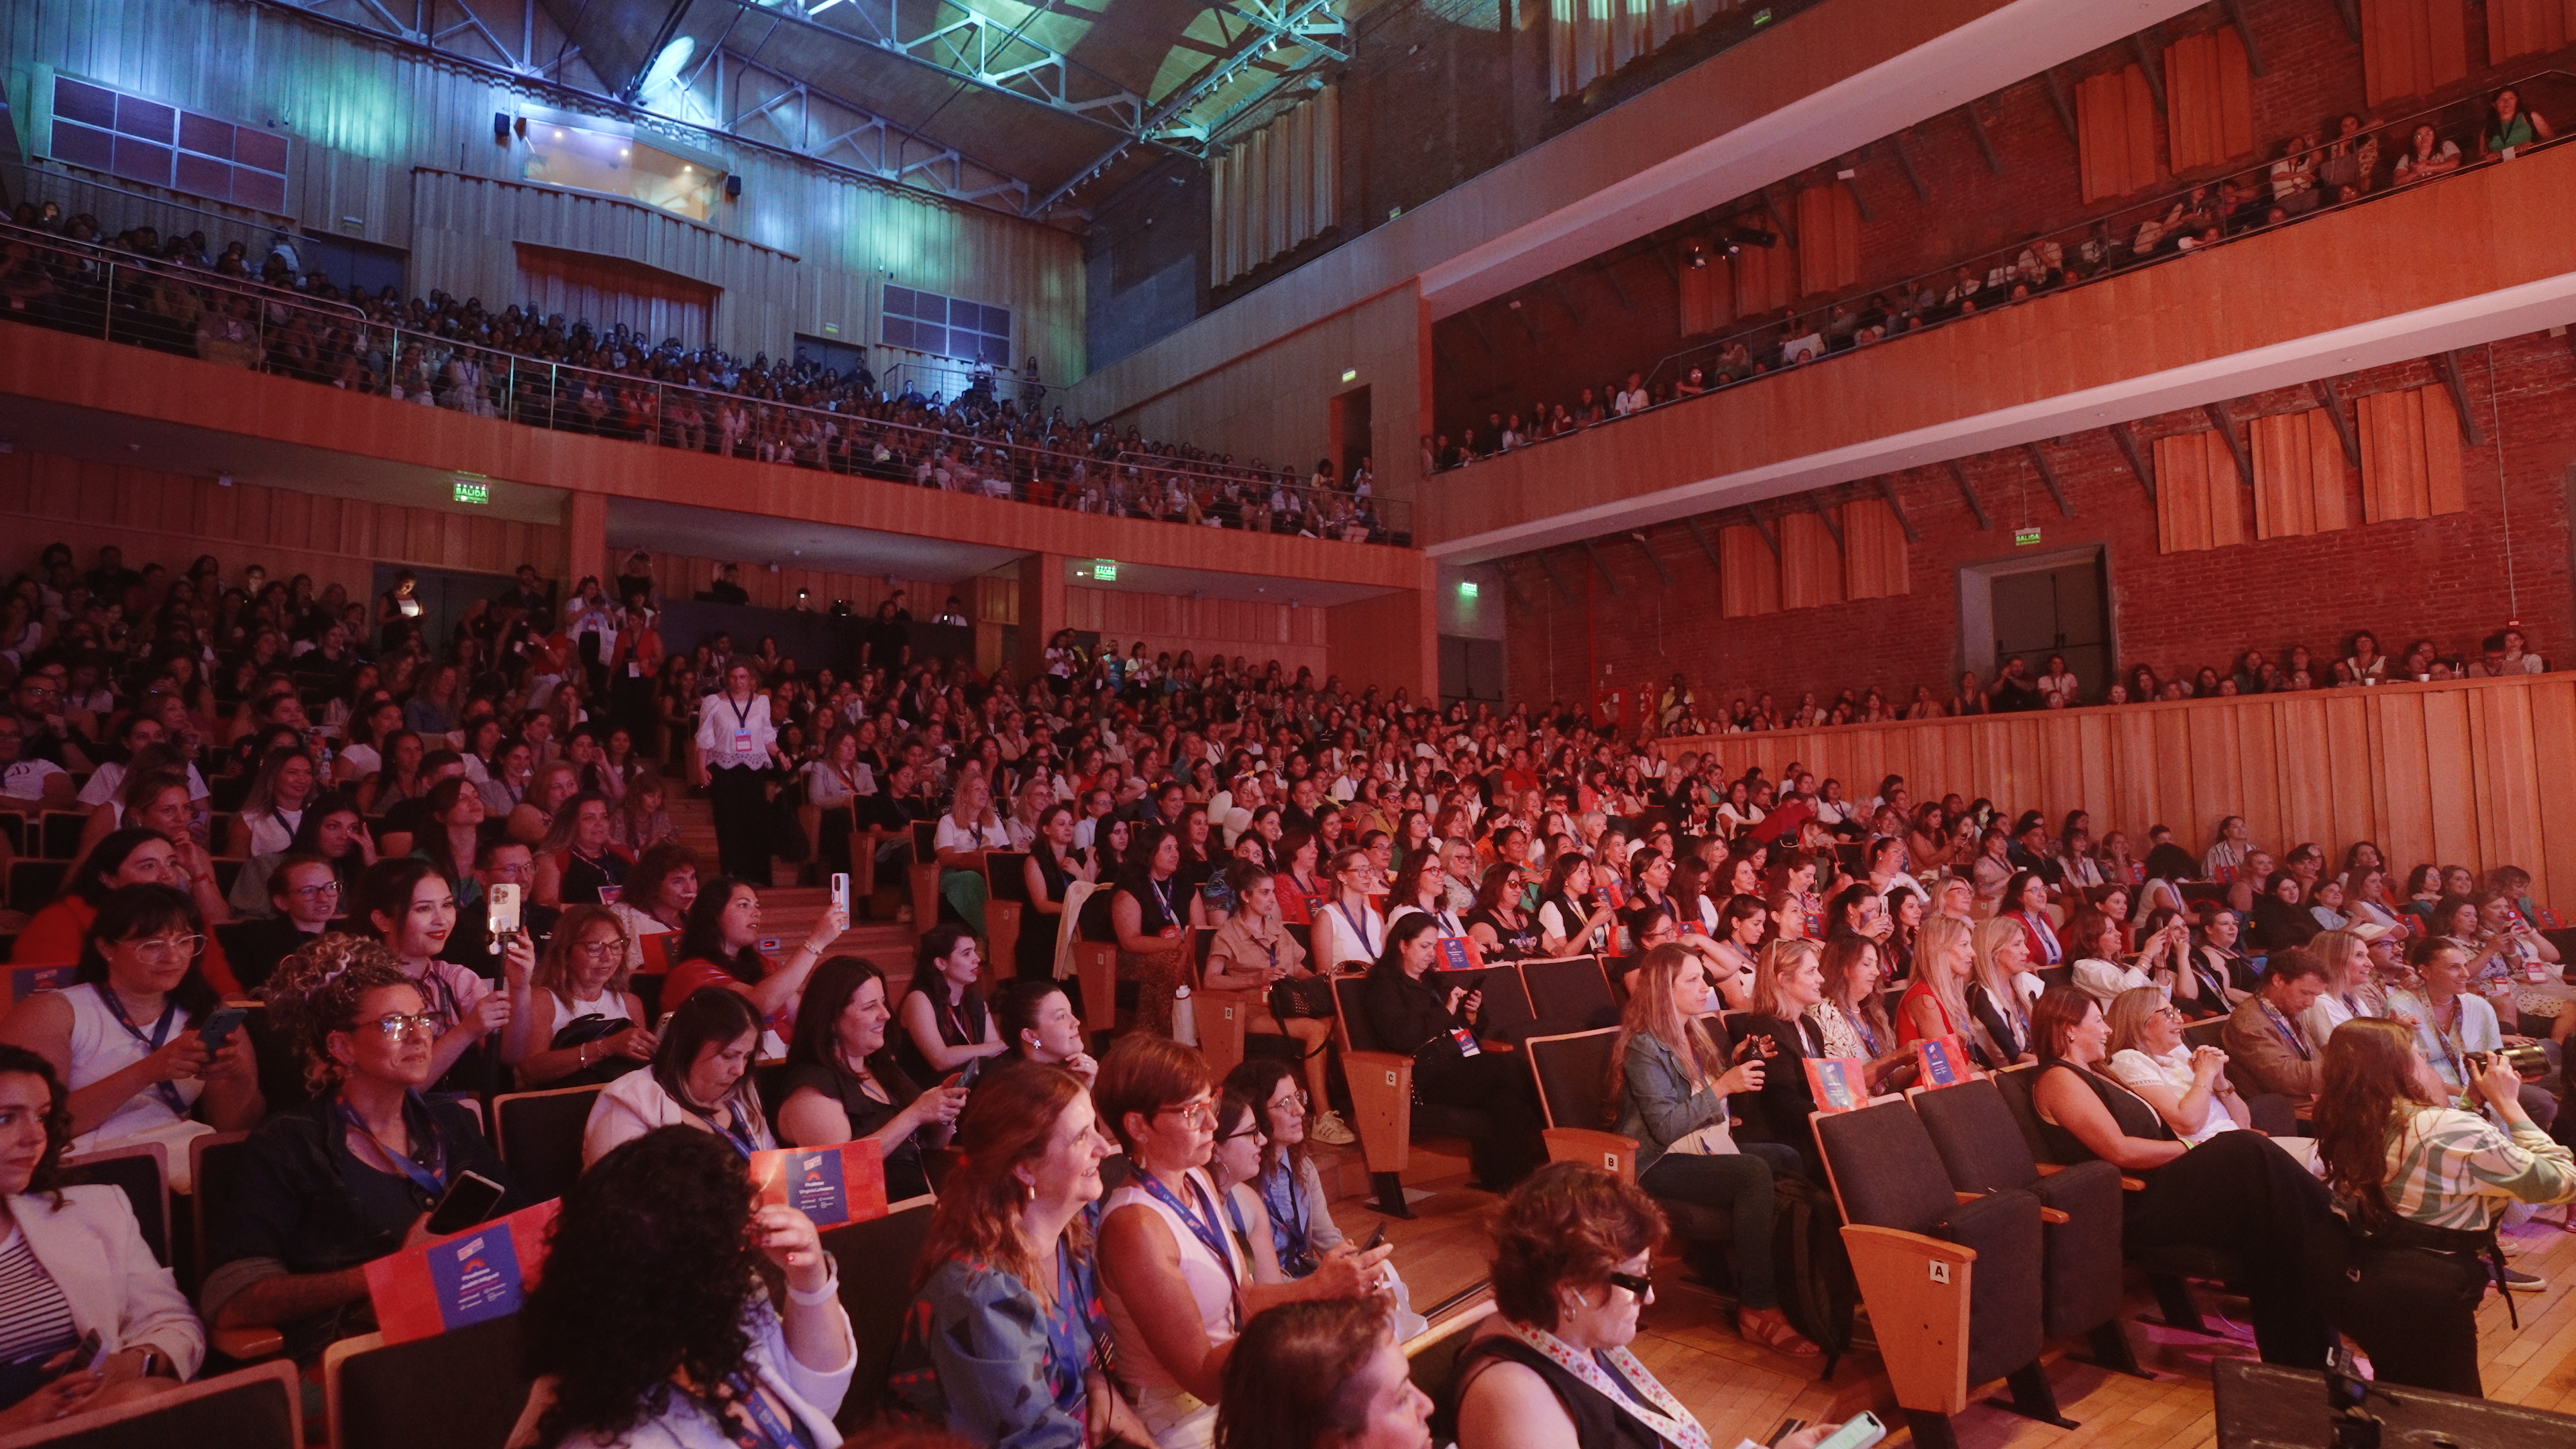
1336,1146,2576,1448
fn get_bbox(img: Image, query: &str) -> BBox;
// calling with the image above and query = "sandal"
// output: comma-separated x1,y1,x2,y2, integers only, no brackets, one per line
1739,1308,1822,1356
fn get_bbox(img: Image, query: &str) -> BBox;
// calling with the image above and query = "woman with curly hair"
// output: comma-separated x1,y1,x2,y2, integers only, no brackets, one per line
202,955,515,1363
515,1126,853,1448
892,1062,1155,1449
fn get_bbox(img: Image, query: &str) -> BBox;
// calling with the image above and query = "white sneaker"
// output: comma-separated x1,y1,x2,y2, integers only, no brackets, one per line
1311,1110,1358,1146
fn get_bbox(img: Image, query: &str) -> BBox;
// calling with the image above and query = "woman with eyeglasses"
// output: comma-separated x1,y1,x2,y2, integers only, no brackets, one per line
203,952,517,1363
2099,986,2312,1165
500,904,653,1089
1095,1036,1388,1449
1454,1164,1719,1449
228,791,376,922
0,883,259,1192
1222,1059,1354,1283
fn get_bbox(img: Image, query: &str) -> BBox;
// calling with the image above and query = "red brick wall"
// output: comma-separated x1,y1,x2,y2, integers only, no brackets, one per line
1501,331,2576,712
1436,0,2573,433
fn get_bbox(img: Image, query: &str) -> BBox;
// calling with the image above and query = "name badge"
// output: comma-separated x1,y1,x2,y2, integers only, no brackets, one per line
733,729,753,753
627,662,641,678
1448,1026,1482,1057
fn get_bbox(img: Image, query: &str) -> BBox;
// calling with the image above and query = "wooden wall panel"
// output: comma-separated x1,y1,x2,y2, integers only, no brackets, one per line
1795,183,1862,299
1717,525,1780,619
1652,673,2576,910
1778,511,1843,610
2487,0,2576,61
1840,497,1909,600
2361,0,2471,107
1678,244,1733,335
2249,408,2351,540
2165,28,2256,174
2357,384,2469,522
2074,64,2160,203
1324,586,1435,700
2152,430,2247,553
1731,238,1798,321
1210,88,1338,287
639,553,957,621
0,449,566,598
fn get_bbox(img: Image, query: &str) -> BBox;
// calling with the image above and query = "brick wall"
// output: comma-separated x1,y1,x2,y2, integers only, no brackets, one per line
1500,330,2576,711
1437,0,2572,432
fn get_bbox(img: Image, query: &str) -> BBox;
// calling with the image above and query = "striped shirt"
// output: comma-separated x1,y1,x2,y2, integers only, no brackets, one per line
0,1228,78,1368
2381,1106,2576,1231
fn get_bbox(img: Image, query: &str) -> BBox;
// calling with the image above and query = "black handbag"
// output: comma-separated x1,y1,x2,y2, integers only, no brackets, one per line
1269,974,1338,1020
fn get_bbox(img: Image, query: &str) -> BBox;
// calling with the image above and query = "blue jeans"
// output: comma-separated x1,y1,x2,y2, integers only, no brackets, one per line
1638,1140,1802,1309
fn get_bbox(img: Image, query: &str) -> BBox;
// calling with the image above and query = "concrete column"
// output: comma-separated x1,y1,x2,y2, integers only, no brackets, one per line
1014,552,1067,683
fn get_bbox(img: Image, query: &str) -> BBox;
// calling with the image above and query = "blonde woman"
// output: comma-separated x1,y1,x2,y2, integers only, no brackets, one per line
502,904,653,1088
1897,916,1980,1059
1968,916,2040,1066
1607,944,1815,1356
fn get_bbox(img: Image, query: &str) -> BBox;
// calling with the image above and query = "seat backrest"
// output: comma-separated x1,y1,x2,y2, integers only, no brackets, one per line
7,860,67,910
39,812,83,861
1814,1099,1960,1235
0,1360,299,1449
1521,956,1616,1028
493,1084,604,1206
985,851,1030,902
2035,964,2074,993
2182,1017,2227,1052
60,1142,170,1267
1907,1079,2042,1194
1330,975,1383,1054
1454,963,1536,1043
1521,1028,1618,1132
327,1314,529,1449
188,1132,254,1291
1986,1063,2058,1163
824,1197,938,1430
910,820,938,859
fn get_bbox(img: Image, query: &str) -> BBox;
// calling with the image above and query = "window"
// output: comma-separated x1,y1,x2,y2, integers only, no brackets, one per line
882,286,1012,366
49,76,289,214
521,119,716,220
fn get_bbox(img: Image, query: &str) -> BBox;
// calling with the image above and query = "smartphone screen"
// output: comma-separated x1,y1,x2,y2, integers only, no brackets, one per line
197,1006,250,1051
1811,1413,1886,1449
830,872,851,917
425,1171,508,1237
488,882,522,937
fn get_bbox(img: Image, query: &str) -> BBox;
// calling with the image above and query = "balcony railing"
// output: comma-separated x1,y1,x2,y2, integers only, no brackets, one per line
0,227,1409,545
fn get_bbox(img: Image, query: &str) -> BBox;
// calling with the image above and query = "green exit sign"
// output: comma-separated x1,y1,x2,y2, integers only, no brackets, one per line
1092,559,1118,582
1458,580,1479,598
2013,527,2042,547
453,480,490,505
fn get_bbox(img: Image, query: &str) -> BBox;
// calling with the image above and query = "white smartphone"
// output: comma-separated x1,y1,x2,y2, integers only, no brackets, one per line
830,872,851,918
1811,1413,1886,1449
488,881,522,937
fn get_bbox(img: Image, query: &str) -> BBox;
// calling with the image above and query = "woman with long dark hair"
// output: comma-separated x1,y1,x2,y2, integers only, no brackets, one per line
780,957,970,1202
893,1061,1153,1449
1216,1299,1428,1449
1357,914,1545,1191
517,1126,851,1446
1111,826,1197,1036
2314,1017,2576,1395
663,876,844,1038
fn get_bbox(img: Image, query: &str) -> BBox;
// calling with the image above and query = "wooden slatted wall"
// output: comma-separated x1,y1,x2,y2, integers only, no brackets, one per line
2074,64,2161,202
2165,28,2257,173
2360,0,2471,106
1717,524,1780,619
1778,512,1843,610
1840,498,1910,600
1650,674,2576,916
2153,430,2248,553
1210,88,1340,287
1067,585,1330,682
1794,184,1862,299
1731,237,1798,320
2487,0,2576,60
641,553,957,619
2357,384,2469,521
2249,409,2351,540
1678,245,1733,335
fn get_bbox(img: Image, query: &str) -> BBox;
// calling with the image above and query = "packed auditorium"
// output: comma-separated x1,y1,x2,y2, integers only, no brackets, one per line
4,1,2576,1447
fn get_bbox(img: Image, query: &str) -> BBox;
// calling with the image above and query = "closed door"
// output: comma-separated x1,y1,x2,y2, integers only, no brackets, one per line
1990,559,2110,702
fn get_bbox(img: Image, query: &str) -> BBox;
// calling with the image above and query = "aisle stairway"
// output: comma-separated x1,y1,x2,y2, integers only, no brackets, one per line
663,794,914,973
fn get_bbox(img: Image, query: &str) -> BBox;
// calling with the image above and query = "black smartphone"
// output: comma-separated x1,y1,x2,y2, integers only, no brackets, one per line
425,1170,508,1236
958,1055,985,1089
1362,1222,1388,1252
196,1006,250,1051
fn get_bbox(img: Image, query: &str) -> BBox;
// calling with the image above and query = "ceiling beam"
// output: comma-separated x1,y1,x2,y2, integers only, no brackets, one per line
1534,552,1576,604
2307,378,2362,467
2109,423,2157,501
1629,533,1674,586
2128,30,2169,113
2203,401,2255,486
1743,510,1781,557
1949,460,1991,530
1682,517,1723,572
1580,539,1623,596
1887,129,1931,203
619,0,700,101
2438,350,2488,445
1959,99,2003,174
2220,0,2266,75
1875,476,1919,542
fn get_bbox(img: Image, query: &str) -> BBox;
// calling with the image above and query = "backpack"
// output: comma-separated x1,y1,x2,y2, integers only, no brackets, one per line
1770,1173,1860,1377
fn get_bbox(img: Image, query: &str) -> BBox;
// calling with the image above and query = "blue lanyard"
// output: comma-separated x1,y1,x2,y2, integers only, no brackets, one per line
1037,1239,1094,1407
703,1104,760,1158
1258,1161,1313,1276
1135,1171,1240,1308
335,1093,448,1200
701,1371,812,1449
2258,998,2314,1061
1336,901,1377,957
97,989,187,1117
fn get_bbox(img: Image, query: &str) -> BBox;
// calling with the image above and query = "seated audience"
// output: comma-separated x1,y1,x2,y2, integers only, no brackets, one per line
499,903,653,1088
663,875,844,1048
993,977,1099,1082
529,792,632,907
582,987,776,1166
202,954,516,1362
357,857,517,1093
1204,861,1348,1143
898,925,1008,1083
604,839,698,974
0,885,259,1185
1222,1059,1353,1282
1358,914,1546,1191
2220,946,2329,1104
224,850,345,992
1214,1298,1429,1449
516,1126,852,1447
777,955,969,1201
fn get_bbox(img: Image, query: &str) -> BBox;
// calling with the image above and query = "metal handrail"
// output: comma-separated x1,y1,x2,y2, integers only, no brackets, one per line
0,228,1407,542
1437,68,2572,466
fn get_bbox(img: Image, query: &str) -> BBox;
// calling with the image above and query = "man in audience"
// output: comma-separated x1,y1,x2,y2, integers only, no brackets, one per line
2222,947,2329,1108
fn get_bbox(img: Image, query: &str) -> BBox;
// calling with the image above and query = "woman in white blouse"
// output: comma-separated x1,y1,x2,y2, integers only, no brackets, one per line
2102,987,2320,1172
691,664,786,885
0,1046,202,1430
582,988,775,1167
1308,846,1385,972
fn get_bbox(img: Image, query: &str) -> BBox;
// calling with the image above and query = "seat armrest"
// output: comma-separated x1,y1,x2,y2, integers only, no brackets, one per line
1839,1224,1976,1413
1341,1051,1415,1175
213,1323,286,1362
1543,1128,1641,1180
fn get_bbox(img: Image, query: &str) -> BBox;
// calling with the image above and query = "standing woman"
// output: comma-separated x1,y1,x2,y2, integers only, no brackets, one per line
2314,1018,2576,1395
893,1063,1155,1449
603,600,664,758
1360,915,1547,1191
1112,827,1199,1036
0,886,262,1184
693,663,786,883
898,926,1009,1082
806,728,873,885
777,957,969,1203
1609,945,1816,1354
1021,804,1097,979
515,1127,853,1448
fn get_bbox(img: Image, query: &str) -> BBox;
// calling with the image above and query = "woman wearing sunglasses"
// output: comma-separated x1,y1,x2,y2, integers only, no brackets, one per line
0,885,260,1191
201,950,517,1364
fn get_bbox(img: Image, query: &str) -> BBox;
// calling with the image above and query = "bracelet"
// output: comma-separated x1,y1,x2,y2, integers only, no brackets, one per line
786,1270,840,1305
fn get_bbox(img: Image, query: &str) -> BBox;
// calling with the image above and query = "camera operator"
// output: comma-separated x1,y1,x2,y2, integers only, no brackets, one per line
2314,1018,2576,1395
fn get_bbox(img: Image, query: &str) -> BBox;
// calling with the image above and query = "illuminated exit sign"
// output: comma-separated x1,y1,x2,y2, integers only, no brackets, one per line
2013,527,2041,547
453,477,491,505
1092,559,1118,582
